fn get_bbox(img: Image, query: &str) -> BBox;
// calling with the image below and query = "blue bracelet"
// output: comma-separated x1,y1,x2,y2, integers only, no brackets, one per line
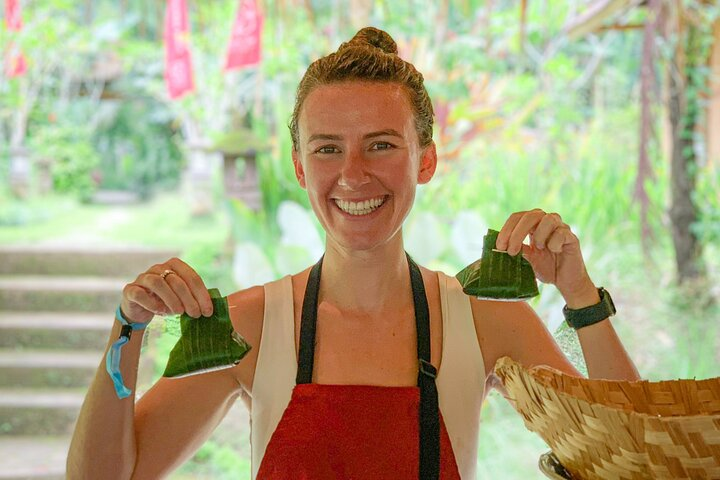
106,306,150,399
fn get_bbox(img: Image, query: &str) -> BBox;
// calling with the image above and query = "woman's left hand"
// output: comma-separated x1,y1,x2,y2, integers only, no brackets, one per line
495,209,597,302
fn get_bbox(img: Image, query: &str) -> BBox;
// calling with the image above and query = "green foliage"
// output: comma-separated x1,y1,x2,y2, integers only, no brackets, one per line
30,124,100,200
693,167,720,244
176,440,251,480
93,95,183,196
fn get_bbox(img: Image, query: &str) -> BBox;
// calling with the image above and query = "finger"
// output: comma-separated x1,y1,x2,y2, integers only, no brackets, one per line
136,270,185,314
123,282,169,316
496,211,526,251
165,258,214,316
507,209,545,256
546,226,573,253
163,273,203,318
531,213,563,250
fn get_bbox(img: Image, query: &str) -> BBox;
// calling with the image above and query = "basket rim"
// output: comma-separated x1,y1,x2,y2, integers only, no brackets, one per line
503,356,720,385
494,356,720,418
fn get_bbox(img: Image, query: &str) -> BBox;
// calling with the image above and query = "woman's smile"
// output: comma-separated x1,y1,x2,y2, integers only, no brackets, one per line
331,195,390,218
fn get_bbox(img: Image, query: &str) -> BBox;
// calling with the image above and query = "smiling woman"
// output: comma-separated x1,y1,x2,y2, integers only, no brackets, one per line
67,25,640,480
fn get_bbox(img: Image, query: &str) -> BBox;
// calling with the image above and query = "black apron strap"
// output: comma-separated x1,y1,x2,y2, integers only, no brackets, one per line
296,254,323,385
407,252,440,480
295,252,440,479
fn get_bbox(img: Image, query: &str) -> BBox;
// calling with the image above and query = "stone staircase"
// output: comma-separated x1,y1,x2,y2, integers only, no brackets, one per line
0,245,179,480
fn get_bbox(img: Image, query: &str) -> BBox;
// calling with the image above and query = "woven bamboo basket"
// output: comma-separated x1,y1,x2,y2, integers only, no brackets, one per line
493,356,720,480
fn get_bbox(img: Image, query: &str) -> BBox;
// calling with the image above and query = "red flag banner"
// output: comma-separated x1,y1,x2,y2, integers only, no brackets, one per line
164,0,194,99
224,0,263,71
5,0,21,29
5,0,27,77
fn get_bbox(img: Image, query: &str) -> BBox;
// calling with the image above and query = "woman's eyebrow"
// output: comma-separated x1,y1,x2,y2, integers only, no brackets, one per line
307,129,404,143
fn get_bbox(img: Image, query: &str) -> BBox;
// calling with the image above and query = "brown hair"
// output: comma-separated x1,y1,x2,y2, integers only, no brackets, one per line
289,27,434,152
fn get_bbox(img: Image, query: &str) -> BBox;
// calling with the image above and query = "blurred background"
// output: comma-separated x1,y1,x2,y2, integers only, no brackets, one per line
0,0,718,478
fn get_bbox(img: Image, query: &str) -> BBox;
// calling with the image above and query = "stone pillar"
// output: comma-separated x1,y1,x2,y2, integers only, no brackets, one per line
183,144,220,216
9,146,31,198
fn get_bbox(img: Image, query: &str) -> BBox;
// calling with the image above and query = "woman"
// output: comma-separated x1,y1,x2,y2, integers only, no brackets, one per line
67,27,640,479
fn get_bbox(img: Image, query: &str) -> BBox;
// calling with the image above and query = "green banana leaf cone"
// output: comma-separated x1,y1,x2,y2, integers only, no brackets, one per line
456,229,539,301
163,288,251,378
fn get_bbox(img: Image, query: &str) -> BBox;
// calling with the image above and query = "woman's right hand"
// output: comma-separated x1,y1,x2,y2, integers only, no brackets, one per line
120,258,214,324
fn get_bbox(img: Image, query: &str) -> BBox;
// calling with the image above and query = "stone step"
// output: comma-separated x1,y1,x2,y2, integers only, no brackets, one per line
0,349,103,389
0,244,179,277
0,276,127,312
0,311,111,350
0,435,69,480
0,388,86,436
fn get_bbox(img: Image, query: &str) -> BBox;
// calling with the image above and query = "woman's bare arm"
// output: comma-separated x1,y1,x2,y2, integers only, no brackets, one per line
473,296,640,386
568,286,640,381
66,320,145,480
67,257,263,479
66,298,257,480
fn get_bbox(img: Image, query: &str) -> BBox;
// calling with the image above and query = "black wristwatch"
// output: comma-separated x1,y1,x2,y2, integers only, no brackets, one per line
562,287,616,330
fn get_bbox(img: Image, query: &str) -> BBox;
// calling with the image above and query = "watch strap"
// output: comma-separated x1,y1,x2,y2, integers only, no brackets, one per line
562,287,616,330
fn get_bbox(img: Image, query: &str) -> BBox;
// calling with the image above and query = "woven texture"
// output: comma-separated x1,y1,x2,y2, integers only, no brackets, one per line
494,356,720,480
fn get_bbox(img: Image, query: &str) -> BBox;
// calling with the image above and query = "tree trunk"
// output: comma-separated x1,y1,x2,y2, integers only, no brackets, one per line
636,0,662,259
668,16,705,284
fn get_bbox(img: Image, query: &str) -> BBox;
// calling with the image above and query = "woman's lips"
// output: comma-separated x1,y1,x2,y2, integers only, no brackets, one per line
331,195,389,218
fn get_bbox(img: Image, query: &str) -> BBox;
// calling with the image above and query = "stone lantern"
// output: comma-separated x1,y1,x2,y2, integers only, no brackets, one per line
212,128,266,211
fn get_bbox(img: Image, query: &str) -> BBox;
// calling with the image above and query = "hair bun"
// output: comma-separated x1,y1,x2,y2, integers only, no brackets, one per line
343,27,398,55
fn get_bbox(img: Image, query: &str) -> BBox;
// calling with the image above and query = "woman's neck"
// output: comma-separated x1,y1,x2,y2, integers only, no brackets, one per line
319,235,413,316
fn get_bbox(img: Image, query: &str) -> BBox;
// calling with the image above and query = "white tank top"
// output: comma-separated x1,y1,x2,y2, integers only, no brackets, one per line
249,270,486,479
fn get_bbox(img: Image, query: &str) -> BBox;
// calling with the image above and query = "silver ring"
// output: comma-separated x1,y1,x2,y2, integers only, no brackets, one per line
160,269,176,280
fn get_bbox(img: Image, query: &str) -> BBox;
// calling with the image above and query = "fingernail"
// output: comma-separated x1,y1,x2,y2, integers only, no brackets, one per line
536,242,544,250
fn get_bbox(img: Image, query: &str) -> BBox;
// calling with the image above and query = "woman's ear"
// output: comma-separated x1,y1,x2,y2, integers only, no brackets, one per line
417,141,437,185
292,149,307,189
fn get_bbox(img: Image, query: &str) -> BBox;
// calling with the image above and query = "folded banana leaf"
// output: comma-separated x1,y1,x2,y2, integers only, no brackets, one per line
162,288,251,378
456,228,539,301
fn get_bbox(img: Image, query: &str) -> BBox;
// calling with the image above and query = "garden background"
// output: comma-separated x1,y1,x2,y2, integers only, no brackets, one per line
1,0,719,478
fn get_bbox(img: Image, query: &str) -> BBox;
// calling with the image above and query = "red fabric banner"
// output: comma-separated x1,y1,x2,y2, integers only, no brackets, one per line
5,0,27,77
224,0,263,71
164,0,194,99
5,0,21,30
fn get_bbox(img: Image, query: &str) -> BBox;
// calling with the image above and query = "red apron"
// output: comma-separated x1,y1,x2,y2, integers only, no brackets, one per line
256,253,462,479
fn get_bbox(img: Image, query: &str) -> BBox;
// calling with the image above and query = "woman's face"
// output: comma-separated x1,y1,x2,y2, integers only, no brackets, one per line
292,81,437,252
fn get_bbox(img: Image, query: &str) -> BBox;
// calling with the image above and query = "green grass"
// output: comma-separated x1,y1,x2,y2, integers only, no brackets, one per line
0,193,108,243
0,191,229,250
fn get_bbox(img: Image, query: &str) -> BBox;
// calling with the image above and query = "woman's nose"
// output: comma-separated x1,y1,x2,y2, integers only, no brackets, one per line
337,153,370,189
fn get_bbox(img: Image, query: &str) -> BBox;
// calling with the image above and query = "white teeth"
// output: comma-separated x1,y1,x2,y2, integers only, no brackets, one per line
334,196,386,215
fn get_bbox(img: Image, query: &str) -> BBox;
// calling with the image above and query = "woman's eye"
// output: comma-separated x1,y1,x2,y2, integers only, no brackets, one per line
316,146,339,154
372,142,393,150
